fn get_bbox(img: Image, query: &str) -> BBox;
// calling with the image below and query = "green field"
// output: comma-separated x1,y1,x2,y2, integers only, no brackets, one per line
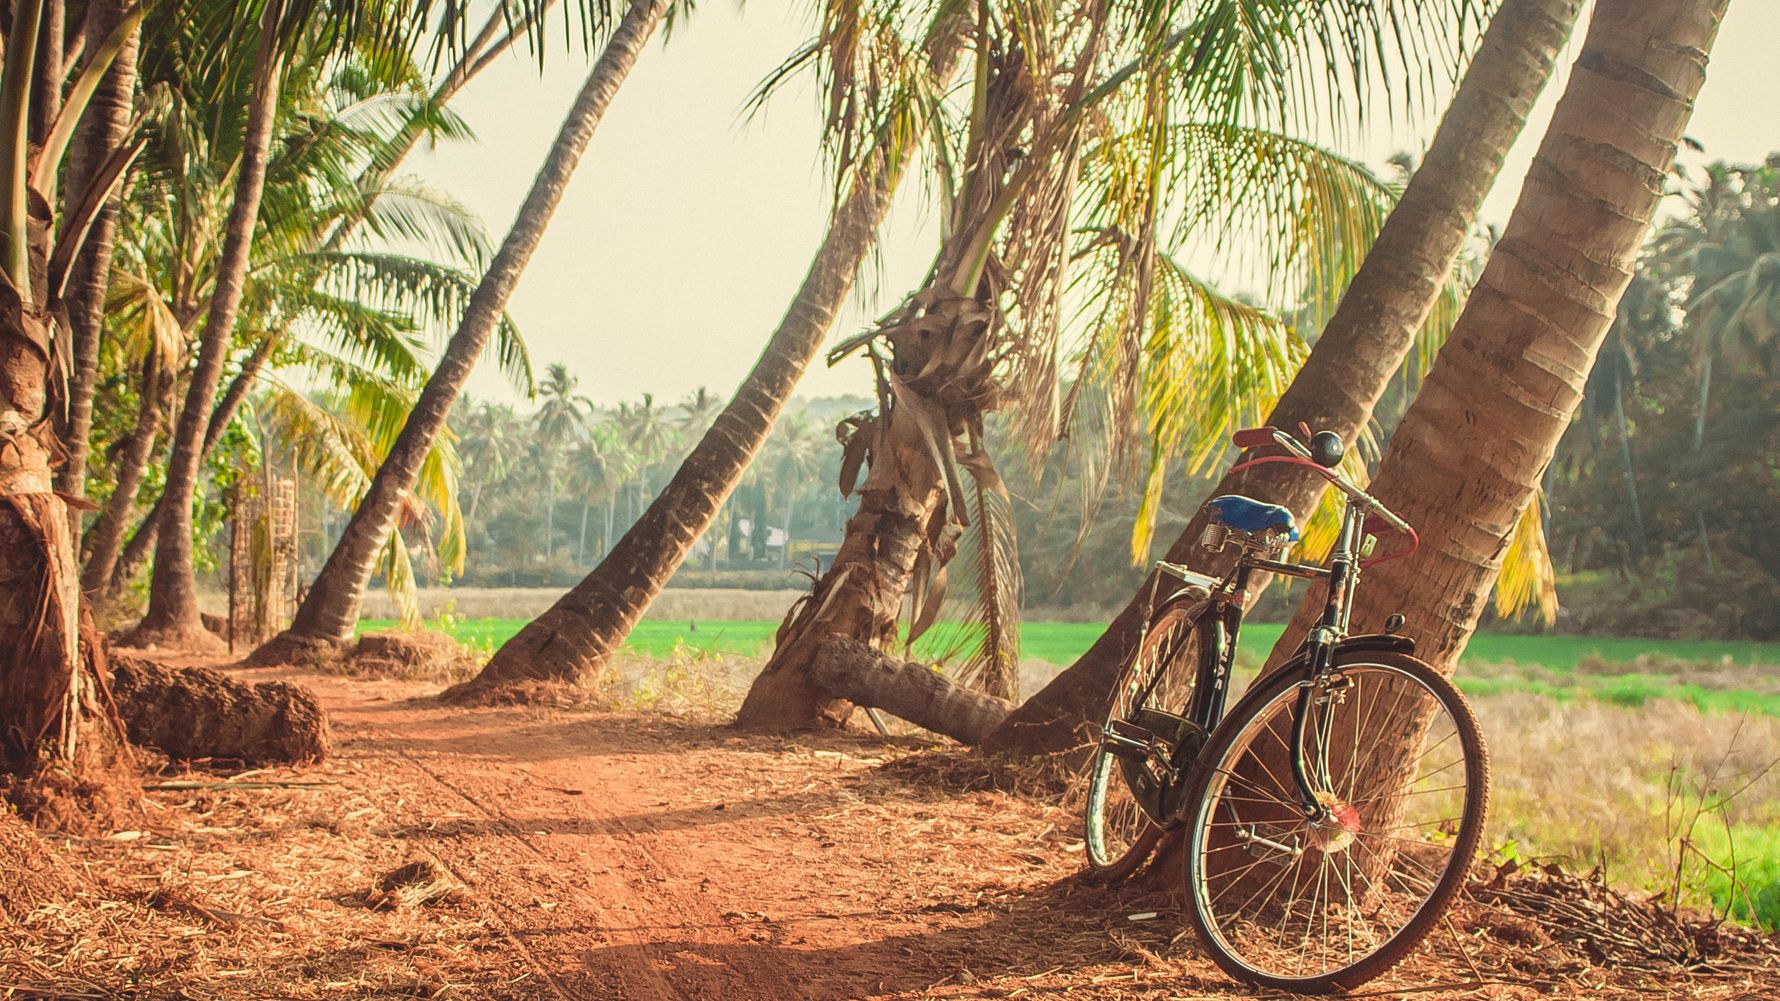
365,616,1780,666
360,616,1780,716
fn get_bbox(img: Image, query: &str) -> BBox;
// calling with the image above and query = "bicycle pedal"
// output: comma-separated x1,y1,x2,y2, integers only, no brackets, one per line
1101,719,1156,762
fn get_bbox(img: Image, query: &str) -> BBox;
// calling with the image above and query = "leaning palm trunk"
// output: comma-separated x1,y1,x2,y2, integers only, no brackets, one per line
982,0,1586,757
253,0,669,660
1233,0,1721,883
130,1,288,649
1265,0,1723,682
81,362,171,597
452,25,969,697
56,0,141,500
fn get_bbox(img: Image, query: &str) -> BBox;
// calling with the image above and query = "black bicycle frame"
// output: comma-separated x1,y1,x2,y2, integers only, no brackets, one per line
1161,498,1372,820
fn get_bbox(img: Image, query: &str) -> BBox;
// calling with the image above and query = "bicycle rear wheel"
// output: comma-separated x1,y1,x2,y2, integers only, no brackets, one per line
1180,651,1489,992
1082,599,1213,880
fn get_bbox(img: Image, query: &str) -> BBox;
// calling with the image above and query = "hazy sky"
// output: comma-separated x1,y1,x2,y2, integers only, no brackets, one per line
408,2,1780,409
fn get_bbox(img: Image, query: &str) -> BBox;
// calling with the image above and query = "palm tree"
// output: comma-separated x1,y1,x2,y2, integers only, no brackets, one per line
1261,0,1722,684
533,363,591,558
0,0,145,776
96,3,546,593
129,0,296,648
449,12,975,698
57,0,144,501
985,0,1587,756
254,0,672,660
86,29,518,609
260,377,471,625
734,0,1509,730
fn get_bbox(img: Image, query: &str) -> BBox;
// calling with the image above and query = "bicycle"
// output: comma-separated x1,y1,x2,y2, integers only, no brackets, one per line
1080,423,1490,993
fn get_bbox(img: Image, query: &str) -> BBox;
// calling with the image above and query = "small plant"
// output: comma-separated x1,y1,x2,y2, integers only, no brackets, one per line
1657,718,1780,929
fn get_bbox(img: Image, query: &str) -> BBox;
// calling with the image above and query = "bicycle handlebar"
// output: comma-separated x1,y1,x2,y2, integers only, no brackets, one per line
1228,425,1419,566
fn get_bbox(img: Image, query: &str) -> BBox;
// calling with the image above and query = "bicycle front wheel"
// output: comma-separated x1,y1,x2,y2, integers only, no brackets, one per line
1082,599,1213,880
1181,651,1489,993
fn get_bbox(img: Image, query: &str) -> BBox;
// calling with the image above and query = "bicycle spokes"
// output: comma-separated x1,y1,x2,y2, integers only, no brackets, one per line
1187,661,1486,986
1082,602,1208,876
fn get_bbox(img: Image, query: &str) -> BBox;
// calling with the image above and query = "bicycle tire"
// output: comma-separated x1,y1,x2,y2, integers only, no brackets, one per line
1082,599,1212,880
1180,651,1489,992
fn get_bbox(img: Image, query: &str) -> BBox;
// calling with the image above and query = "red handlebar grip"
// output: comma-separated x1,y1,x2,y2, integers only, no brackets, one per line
1232,427,1277,449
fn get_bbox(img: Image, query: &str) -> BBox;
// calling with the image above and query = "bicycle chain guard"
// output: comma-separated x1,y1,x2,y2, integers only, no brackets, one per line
1111,709,1209,825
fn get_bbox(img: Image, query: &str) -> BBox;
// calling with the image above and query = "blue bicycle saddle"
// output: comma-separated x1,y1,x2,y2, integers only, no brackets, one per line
1206,495,1298,540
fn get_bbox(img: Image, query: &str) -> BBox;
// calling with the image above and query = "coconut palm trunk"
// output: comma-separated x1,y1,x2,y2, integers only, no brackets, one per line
81,361,171,597
451,26,969,697
252,0,670,660
130,0,288,649
981,0,1586,757
56,0,141,501
1263,0,1724,684
96,356,243,609
0,0,125,781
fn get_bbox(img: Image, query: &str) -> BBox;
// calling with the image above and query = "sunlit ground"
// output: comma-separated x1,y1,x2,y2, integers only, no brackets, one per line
356,613,1780,928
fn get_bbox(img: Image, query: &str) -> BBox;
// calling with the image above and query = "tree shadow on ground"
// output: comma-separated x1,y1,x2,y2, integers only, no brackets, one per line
519,872,1247,1000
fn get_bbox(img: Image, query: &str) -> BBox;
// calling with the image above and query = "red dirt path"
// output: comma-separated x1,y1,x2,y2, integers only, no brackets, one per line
4,662,1775,999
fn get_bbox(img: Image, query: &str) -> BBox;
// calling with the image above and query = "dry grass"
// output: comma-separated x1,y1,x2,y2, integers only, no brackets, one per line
0,767,537,999
1473,691,1780,919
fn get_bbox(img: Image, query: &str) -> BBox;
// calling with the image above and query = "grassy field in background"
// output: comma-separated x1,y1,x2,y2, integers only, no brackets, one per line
366,616,1780,667
362,616,1780,715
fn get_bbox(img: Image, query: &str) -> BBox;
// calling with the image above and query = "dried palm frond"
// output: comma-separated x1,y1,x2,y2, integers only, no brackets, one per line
924,447,1024,699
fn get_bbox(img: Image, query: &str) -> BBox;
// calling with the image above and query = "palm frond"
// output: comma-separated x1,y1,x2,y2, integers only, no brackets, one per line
302,250,534,393
1121,252,1308,562
1494,490,1558,624
923,450,1024,698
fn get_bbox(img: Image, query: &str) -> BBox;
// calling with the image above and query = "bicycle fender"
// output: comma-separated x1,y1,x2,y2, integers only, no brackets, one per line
1333,632,1416,658
1269,632,1418,676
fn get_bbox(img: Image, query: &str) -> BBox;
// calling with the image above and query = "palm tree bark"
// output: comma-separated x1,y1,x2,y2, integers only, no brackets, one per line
733,411,951,726
56,0,140,500
130,0,287,648
1,0,117,782
253,0,670,658
453,24,969,696
1262,0,1724,681
983,0,1586,757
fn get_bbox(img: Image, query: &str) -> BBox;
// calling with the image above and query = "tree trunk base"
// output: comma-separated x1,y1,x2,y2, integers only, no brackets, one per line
808,637,1013,744
111,656,330,764
439,677,608,709
733,647,854,731
239,630,347,669
117,619,227,655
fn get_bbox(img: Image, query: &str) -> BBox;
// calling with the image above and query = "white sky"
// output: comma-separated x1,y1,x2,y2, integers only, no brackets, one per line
408,2,1780,409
